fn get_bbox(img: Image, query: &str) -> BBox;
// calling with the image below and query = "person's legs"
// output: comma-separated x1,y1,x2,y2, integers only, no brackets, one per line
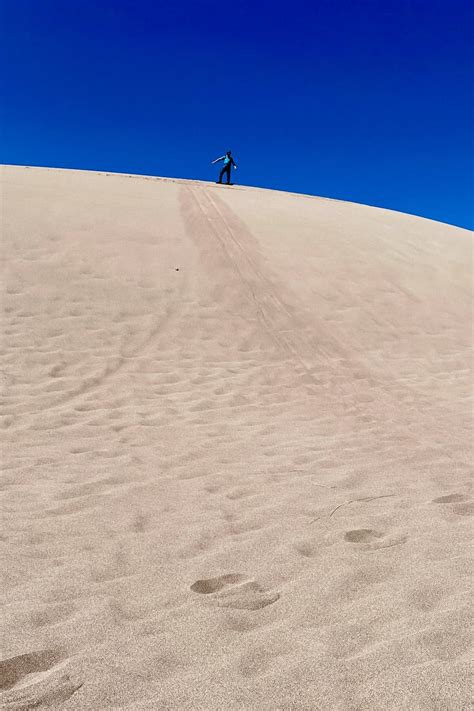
218,166,226,183
225,165,231,184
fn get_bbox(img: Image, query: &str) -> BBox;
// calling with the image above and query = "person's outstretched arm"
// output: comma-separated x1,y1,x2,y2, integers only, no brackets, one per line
211,156,225,164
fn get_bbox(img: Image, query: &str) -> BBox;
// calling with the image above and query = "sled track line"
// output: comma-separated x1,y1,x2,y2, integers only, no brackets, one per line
199,187,378,377
185,185,367,398
186,185,306,366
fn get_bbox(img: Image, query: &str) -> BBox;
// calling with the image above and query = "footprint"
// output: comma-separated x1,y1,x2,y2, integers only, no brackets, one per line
190,574,246,594
293,539,320,558
190,574,279,610
0,650,82,709
218,581,280,611
432,493,468,504
344,529,382,543
0,650,62,691
344,528,407,550
453,502,474,516
226,488,253,500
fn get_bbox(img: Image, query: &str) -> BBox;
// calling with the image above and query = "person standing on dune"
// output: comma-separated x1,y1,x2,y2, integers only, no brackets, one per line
211,151,238,185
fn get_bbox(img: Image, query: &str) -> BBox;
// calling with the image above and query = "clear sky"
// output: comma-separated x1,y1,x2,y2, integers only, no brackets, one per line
1,0,472,228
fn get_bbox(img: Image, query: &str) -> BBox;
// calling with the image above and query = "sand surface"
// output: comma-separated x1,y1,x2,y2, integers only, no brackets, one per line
1,165,472,710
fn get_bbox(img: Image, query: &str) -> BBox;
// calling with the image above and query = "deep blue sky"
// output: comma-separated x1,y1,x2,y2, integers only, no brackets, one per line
1,0,472,228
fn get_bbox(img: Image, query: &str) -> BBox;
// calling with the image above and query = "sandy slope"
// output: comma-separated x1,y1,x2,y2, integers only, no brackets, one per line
1,165,472,710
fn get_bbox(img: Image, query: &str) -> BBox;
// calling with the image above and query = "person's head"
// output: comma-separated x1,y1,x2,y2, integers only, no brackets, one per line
226,150,231,156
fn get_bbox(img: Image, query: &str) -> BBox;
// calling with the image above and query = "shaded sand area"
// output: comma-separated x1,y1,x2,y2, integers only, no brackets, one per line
1,165,472,709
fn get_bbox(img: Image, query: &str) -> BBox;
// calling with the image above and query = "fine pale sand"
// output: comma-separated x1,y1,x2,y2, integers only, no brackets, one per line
1,165,472,710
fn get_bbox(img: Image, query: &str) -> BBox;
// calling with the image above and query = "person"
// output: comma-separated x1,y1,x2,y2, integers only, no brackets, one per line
211,151,238,184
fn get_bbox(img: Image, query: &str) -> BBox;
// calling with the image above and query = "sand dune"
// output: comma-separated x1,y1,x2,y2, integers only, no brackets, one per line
1,165,472,710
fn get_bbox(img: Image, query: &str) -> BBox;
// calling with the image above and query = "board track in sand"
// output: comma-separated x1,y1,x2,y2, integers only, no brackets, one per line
1,165,472,710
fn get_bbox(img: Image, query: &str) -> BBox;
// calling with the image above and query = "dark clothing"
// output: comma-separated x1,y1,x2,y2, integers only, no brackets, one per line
218,163,232,184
